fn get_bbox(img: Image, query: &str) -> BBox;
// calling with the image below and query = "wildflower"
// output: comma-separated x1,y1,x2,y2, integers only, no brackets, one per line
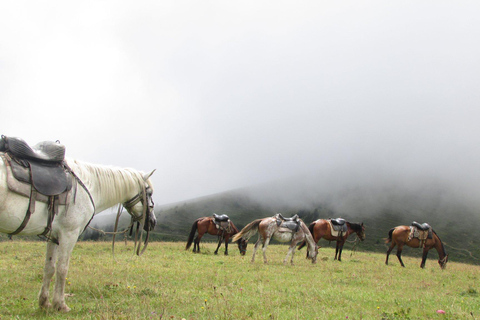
437,310,446,314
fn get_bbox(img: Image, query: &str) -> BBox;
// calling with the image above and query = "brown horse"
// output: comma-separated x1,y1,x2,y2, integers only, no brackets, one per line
298,219,365,261
185,216,247,255
232,214,318,265
385,225,448,269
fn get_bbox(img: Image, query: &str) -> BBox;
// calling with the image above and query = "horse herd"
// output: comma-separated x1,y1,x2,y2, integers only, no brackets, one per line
0,136,449,312
185,213,448,270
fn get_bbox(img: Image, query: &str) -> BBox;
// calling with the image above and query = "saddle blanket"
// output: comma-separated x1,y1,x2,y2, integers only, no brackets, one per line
328,220,346,237
214,221,232,233
408,226,432,245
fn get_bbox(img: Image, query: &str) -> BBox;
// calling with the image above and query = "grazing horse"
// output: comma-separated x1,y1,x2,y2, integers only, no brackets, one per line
0,137,156,312
385,225,448,269
232,214,318,265
185,216,247,255
298,219,365,261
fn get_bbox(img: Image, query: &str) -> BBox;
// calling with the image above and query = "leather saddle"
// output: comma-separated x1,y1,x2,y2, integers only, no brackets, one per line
275,213,300,232
213,213,230,222
330,218,348,232
1,136,71,196
212,213,231,232
411,221,431,231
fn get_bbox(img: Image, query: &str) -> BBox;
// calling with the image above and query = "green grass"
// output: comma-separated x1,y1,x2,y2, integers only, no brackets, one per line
1,241,479,319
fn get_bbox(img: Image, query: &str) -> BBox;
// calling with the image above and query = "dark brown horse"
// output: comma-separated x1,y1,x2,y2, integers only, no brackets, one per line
185,216,247,255
298,219,365,261
385,225,448,269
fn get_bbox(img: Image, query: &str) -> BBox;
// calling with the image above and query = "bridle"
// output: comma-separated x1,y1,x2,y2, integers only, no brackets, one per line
112,183,155,256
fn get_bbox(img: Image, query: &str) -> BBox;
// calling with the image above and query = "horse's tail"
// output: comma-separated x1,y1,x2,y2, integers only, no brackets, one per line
185,218,201,250
384,228,394,244
298,220,315,250
232,219,262,242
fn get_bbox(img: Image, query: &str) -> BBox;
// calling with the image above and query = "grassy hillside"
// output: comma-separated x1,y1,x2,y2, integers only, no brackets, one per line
1,241,478,319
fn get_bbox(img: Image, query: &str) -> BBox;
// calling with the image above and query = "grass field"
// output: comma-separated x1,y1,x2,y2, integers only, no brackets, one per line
0,240,479,319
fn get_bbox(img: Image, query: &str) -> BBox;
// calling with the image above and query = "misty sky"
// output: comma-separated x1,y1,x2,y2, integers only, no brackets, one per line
1,1,480,206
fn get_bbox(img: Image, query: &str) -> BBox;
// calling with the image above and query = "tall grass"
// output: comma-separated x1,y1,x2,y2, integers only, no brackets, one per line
0,241,478,319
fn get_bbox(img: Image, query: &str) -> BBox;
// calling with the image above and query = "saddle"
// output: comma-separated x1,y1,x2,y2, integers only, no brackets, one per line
329,218,348,232
275,213,300,232
1,136,70,195
0,135,74,238
409,221,433,247
212,213,231,233
411,221,431,231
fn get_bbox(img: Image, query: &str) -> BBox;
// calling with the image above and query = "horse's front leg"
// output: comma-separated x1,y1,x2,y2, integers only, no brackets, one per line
337,242,344,261
52,233,78,312
420,248,429,268
284,244,296,265
224,237,229,256
39,241,58,309
334,241,340,260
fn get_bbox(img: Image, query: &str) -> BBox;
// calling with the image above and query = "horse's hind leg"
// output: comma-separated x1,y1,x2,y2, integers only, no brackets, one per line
262,237,271,264
39,242,58,309
386,245,394,265
251,238,262,263
193,235,202,253
396,245,405,267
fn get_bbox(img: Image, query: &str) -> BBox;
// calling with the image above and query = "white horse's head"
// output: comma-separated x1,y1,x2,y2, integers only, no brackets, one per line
123,169,156,231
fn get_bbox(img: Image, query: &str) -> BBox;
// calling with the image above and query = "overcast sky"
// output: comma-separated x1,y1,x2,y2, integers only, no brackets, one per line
1,1,480,206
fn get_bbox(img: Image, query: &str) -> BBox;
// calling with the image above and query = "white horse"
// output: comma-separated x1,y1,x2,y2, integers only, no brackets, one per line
232,214,318,265
0,154,156,312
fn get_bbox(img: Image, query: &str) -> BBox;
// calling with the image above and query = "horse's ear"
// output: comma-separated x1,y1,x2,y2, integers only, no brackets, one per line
143,169,156,181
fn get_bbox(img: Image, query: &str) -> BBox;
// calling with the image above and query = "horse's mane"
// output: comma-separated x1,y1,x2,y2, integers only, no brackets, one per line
432,230,447,257
349,222,363,232
68,159,151,200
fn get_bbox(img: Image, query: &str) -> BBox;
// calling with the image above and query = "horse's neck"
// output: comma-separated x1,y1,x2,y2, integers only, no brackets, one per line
433,234,446,258
69,159,141,212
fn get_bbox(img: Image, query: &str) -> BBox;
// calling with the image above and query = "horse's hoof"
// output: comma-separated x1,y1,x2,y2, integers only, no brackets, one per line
54,303,71,312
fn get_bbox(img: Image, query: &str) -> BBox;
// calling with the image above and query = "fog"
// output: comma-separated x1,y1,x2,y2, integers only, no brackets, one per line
1,1,480,208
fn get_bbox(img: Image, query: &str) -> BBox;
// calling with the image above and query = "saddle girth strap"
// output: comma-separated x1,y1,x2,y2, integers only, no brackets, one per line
9,183,37,236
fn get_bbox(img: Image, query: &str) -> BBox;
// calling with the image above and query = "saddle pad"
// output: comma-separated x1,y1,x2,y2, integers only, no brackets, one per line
329,219,347,232
215,220,232,233
408,226,432,242
29,161,68,196
328,220,346,237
